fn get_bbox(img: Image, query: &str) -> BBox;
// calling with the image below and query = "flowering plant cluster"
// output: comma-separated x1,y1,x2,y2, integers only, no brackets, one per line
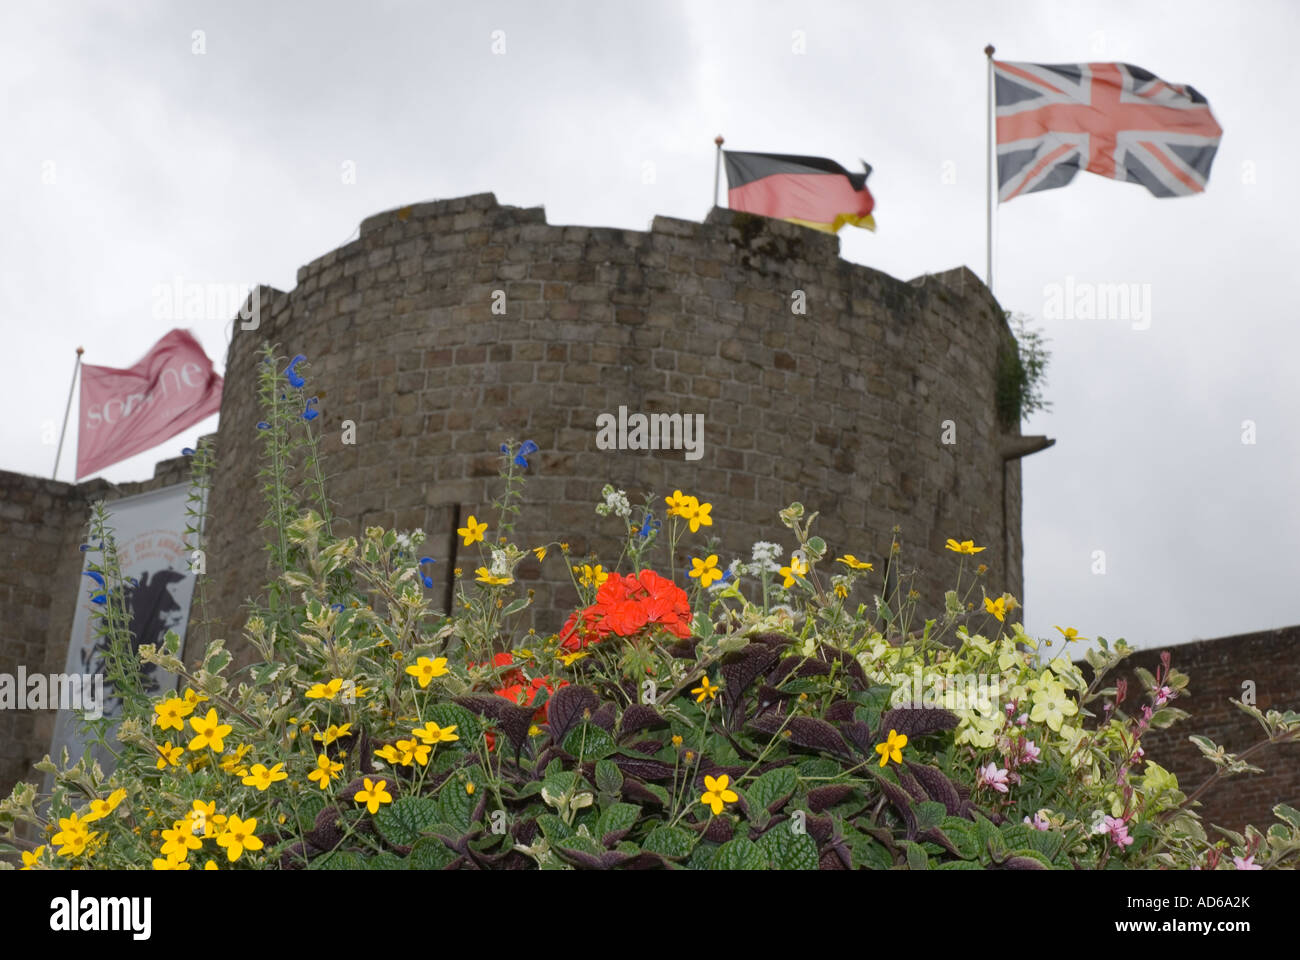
4,346,1299,872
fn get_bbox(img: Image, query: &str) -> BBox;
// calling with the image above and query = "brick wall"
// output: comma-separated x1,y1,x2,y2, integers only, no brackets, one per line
0,454,196,796
1086,626,1300,835
205,192,1030,653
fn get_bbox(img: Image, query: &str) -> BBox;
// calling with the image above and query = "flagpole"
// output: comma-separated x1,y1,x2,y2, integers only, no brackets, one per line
52,346,83,481
713,135,725,208
985,44,995,292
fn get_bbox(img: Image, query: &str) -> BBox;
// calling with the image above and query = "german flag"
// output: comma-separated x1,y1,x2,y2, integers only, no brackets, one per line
722,151,876,233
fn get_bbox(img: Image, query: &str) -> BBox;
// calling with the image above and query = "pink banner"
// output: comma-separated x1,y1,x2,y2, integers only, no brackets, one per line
76,329,222,479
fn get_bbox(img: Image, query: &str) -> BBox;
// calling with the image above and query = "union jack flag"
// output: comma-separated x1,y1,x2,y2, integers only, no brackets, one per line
994,61,1223,203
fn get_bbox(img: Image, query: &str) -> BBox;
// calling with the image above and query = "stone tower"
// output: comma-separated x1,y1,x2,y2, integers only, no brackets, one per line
203,193,1048,647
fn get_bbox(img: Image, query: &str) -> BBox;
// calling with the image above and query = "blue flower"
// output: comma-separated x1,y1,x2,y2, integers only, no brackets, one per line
285,355,307,389
181,447,195,456
501,439,539,469
418,556,436,589
83,571,104,588
330,603,345,612
302,397,319,421
637,513,661,539
256,421,270,430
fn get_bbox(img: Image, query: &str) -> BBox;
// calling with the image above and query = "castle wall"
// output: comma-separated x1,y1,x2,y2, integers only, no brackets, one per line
205,193,1026,648
0,455,192,794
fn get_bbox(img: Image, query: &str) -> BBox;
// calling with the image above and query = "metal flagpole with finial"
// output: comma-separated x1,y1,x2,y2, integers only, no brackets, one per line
52,346,83,480
713,135,725,208
985,44,996,292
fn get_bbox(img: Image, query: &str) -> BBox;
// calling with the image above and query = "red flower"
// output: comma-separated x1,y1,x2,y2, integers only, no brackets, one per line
558,569,691,650
494,675,566,723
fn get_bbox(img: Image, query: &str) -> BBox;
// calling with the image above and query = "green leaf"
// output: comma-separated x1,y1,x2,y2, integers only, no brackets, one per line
501,597,531,617
562,722,616,761
939,818,981,860
536,814,573,843
596,803,640,846
295,794,326,834
362,852,407,870
594,759,623,795
936,859,984,870
903,840,930,870
797,757,840,779
407,836,458,870
914,800,946,832
757,826,819,869
437,781,478,832
642,825,695,859
1274,804,1300,831
712,836,769,871
425,703,482,745
373,796,439,847
852,836,894,870
316,851,366,870
746,767,798,814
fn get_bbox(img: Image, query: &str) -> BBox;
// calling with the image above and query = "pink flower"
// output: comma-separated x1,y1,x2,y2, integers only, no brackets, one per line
1100,815,1134,848
1024,812,1050,831
1233,855,1261,870
1155,685,1174,707
1021,739,1041,764
1016,713,1029,727
976,762,1010,794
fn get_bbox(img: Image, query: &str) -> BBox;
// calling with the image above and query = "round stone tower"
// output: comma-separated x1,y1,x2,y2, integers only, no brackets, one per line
204,193,1046,649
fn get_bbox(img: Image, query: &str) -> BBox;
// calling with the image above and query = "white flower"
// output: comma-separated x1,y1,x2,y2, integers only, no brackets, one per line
595,485,632,519
750,541,782,572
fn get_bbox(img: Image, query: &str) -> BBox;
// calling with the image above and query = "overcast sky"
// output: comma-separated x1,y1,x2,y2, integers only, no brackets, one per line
3,0,1296,654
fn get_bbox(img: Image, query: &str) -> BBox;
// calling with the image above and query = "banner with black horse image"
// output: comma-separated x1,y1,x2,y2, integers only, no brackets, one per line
47,483,199,778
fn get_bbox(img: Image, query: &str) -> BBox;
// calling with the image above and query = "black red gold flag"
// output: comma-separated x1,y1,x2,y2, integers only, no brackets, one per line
722,151,876,233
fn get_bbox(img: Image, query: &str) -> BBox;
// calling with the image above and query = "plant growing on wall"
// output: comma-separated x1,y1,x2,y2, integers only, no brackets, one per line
996,312,1052,429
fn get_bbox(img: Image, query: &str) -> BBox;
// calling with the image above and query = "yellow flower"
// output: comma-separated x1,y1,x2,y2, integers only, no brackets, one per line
664,490,691,517
355,778,393,814
945,539,986,555
160,818,202,858
218,743,252,775
374,744,402,765
689,555,722,587
182,688,208,709
984,596,1007,623
406,656,450,688
204,860,219,870
833,583,848,600
683,498,713,533
528,724,542,737
671,735,683,747
875,728,908,767
575,564,609,588
700,774,738,815
314,722,353,745
836,555,873,570
412,722,459,744
187,708,233,753
188,799,221,838
466,782,476,795
308,753,344,789
395,738,431,767
778,556,808,588
1054,625,1082,642
557,650,588,666
457,515,488,546
532,546,547,561
475,567,513,586
691,676,720,703
154,697,190,732
84,787,126,822
305,678,345,700
217,815,264,862
242,762,288,791
155,742,182,769
20,846,45,869
152,852,191,870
